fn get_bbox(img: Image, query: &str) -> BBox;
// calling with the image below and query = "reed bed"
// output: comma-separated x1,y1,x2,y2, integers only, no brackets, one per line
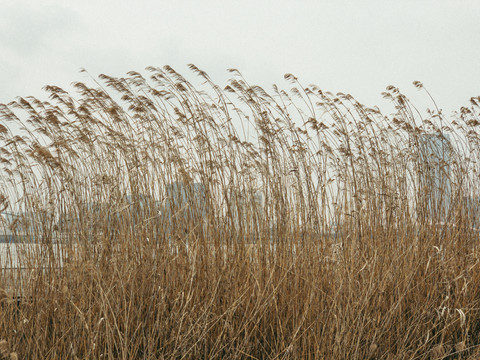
0,65,479,359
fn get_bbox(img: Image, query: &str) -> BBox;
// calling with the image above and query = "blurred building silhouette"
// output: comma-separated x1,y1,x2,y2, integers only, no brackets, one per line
164,182,207,220
417,133,451,223
226,188,265,242
228,189,263,227
160,182,208,238
0,211,49,242
459,195,480,230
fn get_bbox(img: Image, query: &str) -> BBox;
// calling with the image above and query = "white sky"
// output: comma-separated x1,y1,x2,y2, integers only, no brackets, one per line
1,0,479,118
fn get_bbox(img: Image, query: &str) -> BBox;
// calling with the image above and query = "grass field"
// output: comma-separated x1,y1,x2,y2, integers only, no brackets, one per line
0,66,480,358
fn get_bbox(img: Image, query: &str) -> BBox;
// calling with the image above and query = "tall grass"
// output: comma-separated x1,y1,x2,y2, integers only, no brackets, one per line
0,65,479,358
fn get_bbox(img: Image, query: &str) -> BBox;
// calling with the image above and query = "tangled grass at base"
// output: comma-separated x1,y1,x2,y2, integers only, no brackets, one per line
0,65,480,358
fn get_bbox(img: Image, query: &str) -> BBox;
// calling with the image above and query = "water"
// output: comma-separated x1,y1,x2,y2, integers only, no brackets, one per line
0,243,65,269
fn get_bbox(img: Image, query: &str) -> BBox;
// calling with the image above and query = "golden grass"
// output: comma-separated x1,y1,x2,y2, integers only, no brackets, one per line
0,66,479,358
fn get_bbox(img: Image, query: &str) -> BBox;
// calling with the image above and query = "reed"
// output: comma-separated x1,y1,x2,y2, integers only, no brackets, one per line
0,66,479,358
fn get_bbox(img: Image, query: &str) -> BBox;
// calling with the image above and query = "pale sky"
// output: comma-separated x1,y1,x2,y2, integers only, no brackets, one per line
1,0,479,118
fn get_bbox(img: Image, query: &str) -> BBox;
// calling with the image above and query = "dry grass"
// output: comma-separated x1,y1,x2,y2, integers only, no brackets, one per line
0,66,479,358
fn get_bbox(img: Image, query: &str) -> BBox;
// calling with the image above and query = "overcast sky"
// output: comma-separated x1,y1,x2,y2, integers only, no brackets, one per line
1,0,479,118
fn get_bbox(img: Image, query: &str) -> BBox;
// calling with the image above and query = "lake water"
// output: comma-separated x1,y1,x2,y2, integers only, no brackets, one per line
0,243,67,269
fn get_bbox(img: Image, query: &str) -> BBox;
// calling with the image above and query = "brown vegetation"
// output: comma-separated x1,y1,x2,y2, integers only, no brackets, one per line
0,66,479,358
